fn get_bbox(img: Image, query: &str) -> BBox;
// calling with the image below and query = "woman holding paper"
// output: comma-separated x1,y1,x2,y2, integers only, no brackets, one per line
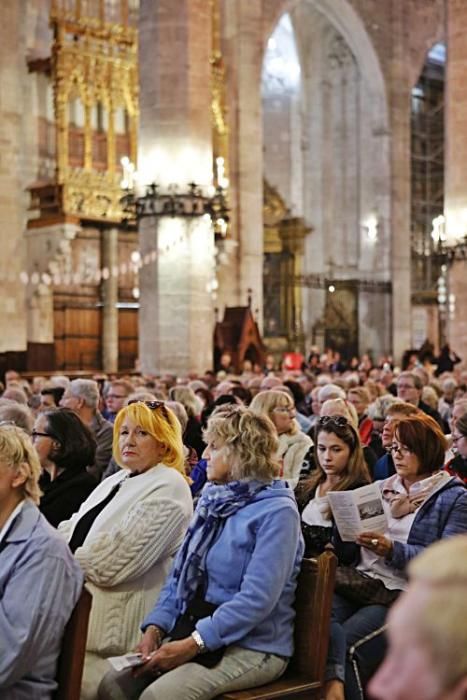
296,414,370,556
326,413,467,700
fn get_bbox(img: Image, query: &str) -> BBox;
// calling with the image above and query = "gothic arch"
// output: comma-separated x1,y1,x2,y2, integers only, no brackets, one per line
261,0,393,358
263,0,389,133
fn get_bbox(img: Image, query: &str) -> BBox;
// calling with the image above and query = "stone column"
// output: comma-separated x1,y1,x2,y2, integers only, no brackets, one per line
223,0,264,327
101,227,119,373
444,0,467,351
388,4,413,364
138,0,214,375
0,3,28,353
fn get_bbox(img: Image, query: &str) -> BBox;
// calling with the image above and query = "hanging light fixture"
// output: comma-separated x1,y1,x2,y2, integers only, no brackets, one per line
120,158,229,235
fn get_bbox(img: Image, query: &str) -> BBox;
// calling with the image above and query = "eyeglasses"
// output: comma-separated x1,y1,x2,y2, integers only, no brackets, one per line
452,434,465,444
106,394,127,400
31,430,56,441
397,383,415,390
127,399,169,420
318,415,349,427
390,443,413,457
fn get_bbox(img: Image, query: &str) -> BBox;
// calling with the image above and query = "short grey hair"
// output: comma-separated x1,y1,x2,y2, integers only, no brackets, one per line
318,383,346,403
69,379,100,409
0,399,34,434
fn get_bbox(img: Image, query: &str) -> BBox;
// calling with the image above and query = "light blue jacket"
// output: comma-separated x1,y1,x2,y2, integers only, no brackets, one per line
0,500,83,700
143,480,304,657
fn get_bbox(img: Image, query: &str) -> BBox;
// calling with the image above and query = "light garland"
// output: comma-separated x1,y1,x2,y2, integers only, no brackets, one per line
18,231,187,289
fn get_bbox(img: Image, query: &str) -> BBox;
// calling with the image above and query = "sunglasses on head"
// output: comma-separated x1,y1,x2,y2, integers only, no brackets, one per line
127,399,169,420
318,415,349,428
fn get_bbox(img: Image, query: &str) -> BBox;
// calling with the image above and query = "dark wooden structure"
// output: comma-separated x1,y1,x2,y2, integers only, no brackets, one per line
55,587,92,700
214,306,266,373
216,551,337,700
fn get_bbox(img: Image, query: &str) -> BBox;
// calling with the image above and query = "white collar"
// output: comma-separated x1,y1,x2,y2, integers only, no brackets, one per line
0,500,25,546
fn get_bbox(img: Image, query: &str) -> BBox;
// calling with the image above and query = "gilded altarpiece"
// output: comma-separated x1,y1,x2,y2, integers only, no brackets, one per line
50,0,138,222
263,179,311,360
26,1,139,371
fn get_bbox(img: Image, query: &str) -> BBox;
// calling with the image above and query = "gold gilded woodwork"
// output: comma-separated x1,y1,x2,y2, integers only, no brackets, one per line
263,178,311,345
210,0,229,182
50,0,138,223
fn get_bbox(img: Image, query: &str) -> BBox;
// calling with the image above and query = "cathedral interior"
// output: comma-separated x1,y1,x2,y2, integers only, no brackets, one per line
0,0,466,377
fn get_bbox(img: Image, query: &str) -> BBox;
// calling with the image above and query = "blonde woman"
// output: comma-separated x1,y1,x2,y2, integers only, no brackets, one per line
0,424,82,698
250,390,312,489
58,401,193,699
99,406,303,700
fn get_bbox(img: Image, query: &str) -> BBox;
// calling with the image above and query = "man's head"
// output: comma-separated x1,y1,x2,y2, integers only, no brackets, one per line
396,371,423,406
60,379,100,418
318,383,346,408
39,386,65,412
450,398,467,432
369,536,467,700
347,386,370,419
381,401,421,448
104,380,133,417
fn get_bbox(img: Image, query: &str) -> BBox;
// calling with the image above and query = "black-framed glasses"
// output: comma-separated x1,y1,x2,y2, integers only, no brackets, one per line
390,443,413,457
318,415,349,428
127,399,169,420
31,430,56,440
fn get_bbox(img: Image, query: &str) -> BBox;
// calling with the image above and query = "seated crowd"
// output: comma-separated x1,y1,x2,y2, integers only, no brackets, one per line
1,349,467,700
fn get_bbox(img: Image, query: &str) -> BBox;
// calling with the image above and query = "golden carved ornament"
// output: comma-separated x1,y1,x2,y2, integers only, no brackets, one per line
50,0,139,223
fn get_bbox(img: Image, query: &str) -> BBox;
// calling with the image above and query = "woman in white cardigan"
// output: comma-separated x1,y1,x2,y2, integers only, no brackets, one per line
58,400,193,700
250,390,312,489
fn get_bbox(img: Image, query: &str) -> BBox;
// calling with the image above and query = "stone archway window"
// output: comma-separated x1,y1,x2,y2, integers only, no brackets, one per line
261,13,300,95
411,42,446,297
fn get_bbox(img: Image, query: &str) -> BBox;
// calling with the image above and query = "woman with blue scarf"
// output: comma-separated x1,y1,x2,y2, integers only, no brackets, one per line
99,406,304,700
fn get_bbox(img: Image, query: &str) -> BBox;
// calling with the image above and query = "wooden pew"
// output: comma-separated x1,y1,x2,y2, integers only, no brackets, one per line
54,587,92,700
217,550,337,700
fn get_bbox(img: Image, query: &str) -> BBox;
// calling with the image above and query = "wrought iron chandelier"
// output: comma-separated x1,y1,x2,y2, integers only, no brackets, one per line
119,159,229,235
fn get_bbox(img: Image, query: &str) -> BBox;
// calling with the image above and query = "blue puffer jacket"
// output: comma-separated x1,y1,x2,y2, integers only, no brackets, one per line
334,476,467,571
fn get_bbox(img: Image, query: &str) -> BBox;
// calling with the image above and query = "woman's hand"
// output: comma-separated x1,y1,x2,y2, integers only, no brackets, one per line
357,531,393,559
134,637,199,677
135,625,165,658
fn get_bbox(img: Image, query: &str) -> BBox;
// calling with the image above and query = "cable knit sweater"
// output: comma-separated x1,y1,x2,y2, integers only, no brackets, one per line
277,430,313,489
58,465,193,657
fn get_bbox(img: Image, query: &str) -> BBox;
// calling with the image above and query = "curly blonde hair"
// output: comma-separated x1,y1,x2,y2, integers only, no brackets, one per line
0,424,42,504
249,390,299,436
204,405,280,482
113,402,186,478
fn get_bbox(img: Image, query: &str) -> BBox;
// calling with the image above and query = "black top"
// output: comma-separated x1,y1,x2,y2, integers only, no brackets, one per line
40,468,97,528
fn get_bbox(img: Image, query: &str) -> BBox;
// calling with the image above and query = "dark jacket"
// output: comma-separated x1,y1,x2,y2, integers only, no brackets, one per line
373,452,396,480
184,415,205,460
40,468,97,528
418,400,448,434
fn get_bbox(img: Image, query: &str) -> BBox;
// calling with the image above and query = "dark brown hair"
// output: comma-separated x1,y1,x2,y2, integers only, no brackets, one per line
393,414,447,475
296,417,370,506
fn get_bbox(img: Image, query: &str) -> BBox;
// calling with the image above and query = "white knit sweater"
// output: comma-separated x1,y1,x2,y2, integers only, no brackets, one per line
58,465,193,656
277,430,313,489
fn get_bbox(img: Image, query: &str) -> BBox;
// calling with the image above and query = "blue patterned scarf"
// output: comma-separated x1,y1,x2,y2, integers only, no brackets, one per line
173,480,268,608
